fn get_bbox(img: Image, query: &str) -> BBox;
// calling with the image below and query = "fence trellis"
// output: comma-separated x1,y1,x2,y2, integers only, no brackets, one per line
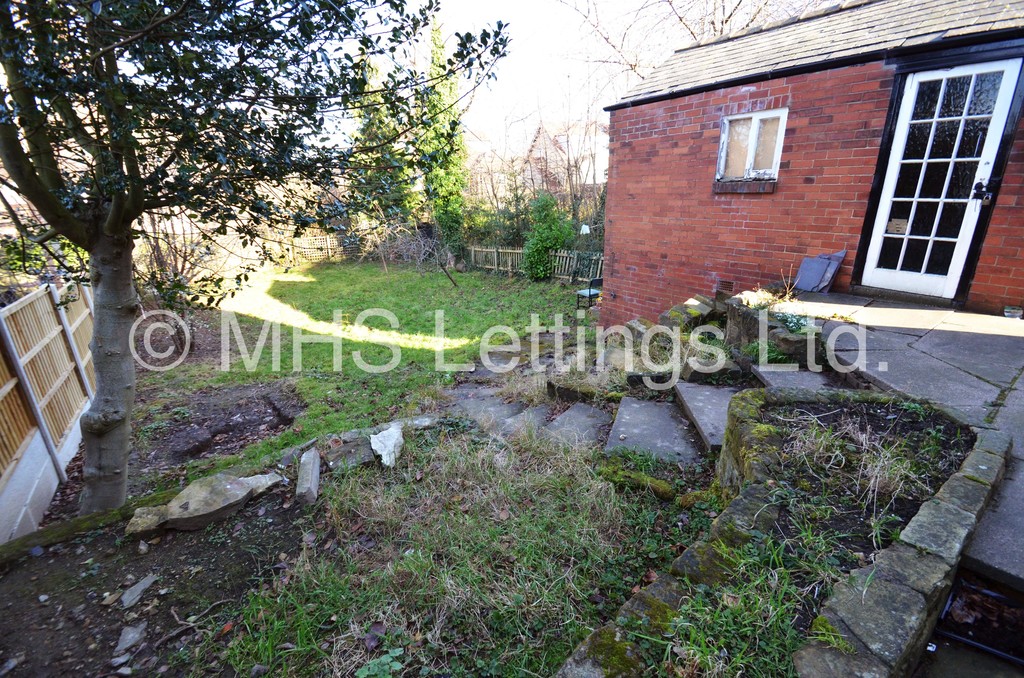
0,284,94,542
467,246,604,282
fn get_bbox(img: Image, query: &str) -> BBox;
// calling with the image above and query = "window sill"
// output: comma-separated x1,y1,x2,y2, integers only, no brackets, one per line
713,180,777,194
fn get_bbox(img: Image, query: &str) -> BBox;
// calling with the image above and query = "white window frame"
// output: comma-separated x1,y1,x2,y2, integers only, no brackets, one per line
717,108,789,181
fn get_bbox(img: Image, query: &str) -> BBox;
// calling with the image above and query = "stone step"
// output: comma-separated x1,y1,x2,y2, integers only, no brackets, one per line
673,382,740,452
498,404,553,437
963,454,1024,593
752,364,834,390
452,393,526,433
542,402,612,447
605,396,699,464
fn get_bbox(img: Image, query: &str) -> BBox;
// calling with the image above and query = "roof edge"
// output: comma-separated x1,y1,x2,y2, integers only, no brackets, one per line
605,29,1024,113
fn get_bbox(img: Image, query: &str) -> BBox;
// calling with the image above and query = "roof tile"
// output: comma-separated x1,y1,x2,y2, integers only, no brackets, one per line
615,0,1024,108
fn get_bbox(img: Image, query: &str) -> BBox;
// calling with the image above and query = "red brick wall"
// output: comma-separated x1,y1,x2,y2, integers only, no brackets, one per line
601,60,1024,325
971,114,1024,313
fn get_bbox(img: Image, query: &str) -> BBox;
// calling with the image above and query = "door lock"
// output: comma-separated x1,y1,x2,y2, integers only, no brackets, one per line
972,181,994,206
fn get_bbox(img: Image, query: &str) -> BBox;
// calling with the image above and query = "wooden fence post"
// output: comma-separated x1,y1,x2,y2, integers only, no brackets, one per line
0,312,66,483
48,284,94,400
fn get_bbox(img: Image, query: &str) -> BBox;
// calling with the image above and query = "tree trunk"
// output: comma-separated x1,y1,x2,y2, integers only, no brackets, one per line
79,231,138,514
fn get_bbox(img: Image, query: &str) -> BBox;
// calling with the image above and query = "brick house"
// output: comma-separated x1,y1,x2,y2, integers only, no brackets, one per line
600,0,1024,327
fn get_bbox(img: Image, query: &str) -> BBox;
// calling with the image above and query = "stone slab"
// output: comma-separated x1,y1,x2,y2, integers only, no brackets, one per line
673,382,738,451
297,449,320,505
822,322,916,352
847,301,954,337
752,364,833,390
604,397,698,464
824,574,928,673
499,405,552,436
911,328,1024,387
851,348,1000,424
960,449,1005,487
453,396,526,433
964,456,1024,592
543,403,612,447
899,499,976,566
995,385,1024,461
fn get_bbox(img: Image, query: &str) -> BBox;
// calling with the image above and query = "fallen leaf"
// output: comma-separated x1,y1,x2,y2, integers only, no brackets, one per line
496,509,510,522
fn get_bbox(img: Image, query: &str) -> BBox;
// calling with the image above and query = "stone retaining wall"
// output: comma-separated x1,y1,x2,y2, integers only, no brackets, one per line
554,386,1012,677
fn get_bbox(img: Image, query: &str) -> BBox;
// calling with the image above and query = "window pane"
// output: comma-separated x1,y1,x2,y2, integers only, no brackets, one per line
920,162,949,199
913,81,942,120
878,238,904,269
894,163,922,198
936,202,967,238
948,161,978,199
968,72,1003,115
724,118,751,178
903,123,931,159
929,121,960,159
900,239,929,272
958,119,990,158
910,202,939,236
925,241,956,276
940,76,971,117
752,117,780,171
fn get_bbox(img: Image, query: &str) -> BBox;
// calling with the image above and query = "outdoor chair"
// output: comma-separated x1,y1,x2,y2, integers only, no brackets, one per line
576,277,602,310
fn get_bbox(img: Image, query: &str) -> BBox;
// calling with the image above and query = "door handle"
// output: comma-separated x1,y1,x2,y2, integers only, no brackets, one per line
972,181,994,206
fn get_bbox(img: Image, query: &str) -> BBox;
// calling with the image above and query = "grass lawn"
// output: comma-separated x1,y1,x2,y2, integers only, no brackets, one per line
132,263,719,676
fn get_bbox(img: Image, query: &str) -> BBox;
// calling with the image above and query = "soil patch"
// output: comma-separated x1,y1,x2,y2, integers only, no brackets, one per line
761,400,975,631
0,488,305,677
41,381,304,527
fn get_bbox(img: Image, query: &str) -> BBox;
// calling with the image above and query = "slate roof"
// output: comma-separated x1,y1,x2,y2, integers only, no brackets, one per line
611,0,1024,109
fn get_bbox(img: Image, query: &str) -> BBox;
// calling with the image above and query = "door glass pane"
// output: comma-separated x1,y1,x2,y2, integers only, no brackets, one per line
910,202,939,236
929,121,961,158
958,119,990,158
894,163,922,198
878,237,904,269
939,76,971,117
901,239,929,272
723,118,751,177
949,161,979,199
886,201,912,234
752,117,779,171
904,123,931,159
920,162,950,198
936,202,967,238
913,81,942,119
925,241,956,275
968,72,1003,115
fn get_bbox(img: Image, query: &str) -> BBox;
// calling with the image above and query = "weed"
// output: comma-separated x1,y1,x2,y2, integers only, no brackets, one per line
355,648,404,678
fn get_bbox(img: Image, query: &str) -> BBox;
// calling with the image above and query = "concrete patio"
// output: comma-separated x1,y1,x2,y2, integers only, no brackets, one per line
776,292,1024,593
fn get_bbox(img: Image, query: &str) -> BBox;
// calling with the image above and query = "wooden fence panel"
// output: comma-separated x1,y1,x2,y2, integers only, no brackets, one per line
63,287,96,389
2,289,87,448
0,342,35,495
467,246,603,282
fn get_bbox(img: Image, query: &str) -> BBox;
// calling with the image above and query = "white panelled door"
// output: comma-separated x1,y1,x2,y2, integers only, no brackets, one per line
862,58,1022,298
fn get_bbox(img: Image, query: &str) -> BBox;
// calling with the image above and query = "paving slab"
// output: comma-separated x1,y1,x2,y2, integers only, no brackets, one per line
752,364,834,390
673,382,739,451
850,348,1000,423
498,405,552,436
996,385,1024,462
964,456,1024,591
821,321,916,352
604,397,698,464
912,329,1024,387
847,300,954,337
454,397,526,432
543,402,611,447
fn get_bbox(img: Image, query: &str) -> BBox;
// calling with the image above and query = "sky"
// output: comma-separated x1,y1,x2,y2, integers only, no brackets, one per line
435,0,673,157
